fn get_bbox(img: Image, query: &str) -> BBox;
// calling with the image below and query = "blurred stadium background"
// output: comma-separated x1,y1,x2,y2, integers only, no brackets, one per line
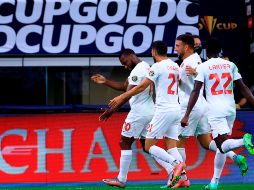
0,0,254,189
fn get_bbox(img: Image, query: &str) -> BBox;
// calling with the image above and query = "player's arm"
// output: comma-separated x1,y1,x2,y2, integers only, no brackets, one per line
91,74,128,91
109,78,152,109
99,84,135,121
235,79,254,107
181,81,203,127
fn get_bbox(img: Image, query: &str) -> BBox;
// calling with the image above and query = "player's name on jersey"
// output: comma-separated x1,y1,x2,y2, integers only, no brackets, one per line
209,63,231,70
167,65,179,71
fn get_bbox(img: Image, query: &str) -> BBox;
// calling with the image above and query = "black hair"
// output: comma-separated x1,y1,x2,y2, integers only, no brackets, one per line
192,34,200,39
176,34,195,49
151,41,167,56
206,38,221,55
119,49,135,58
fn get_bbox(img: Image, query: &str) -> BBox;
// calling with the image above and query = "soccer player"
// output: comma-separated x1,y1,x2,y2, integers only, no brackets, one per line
91,49,155,188
173,34,247,188
109,41,186,188
181,38,254,190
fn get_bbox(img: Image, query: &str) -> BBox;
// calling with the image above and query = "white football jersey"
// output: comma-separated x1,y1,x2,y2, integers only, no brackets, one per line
195,57,242,117
146,59,180,110
179,53,206,109
128,61,155,116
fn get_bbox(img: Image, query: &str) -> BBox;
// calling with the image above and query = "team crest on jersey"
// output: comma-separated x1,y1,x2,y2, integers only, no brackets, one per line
132,76,138,82
149,70,155,76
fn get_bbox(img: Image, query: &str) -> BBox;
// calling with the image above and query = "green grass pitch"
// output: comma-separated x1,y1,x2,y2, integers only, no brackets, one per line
1,184,254,190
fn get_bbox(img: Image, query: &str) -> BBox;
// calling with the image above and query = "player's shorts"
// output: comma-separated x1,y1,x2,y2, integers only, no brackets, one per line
146,108,181,140
121,114,153,139
179,106,211,137
208,115,236,139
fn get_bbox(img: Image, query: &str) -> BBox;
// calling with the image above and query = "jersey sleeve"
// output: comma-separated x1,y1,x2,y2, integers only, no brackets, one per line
146,64,159,82
128,67,145,86
195,64,205,82
232,63,242,81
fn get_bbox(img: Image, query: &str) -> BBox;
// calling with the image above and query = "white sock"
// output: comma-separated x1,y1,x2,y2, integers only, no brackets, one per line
117,150,132,182
149,145,177,166
211,149,226,184
167,147,183,162
209,140,217,152
153,156,174,175
176,148,187,180
225,151,237,160
209,140,237,160
177,148,186,162
221,139,244,153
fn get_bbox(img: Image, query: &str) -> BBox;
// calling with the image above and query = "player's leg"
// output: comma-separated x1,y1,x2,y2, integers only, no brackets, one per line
175,136,188,163
146,110,185,187
177,107,204,162
117,135,136,183
171,108,201,188
163,110,187,187
103,135,135,188
198,133,237,159
164,137,190,188
116,115,153,184
198,133,248,176
205,116,252,190
103,115,152,188
212,116,254,155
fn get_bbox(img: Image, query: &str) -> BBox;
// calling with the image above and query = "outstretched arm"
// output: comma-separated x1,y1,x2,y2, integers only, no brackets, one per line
108,78,153,109
99,84,136,121
235,79,254,107
91,74,128,91
181,81,203,127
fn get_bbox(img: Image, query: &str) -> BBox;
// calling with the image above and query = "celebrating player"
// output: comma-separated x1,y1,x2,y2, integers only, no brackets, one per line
173,34,247,188
181,38,254,190
91,49,155,188
109,41,186,188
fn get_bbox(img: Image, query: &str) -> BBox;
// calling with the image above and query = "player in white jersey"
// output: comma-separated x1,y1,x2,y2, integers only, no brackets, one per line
109,41,186,188
174,34,246,188
91,49,155,188
181,38,254,190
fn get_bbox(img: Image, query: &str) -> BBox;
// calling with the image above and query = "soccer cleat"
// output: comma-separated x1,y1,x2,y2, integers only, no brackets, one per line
173,162,186,178
243,133,254,155
160,173,174,189
168,162,186,188
233,155,248,176
203,182,218,190
102,178,126,188
171,179,191,188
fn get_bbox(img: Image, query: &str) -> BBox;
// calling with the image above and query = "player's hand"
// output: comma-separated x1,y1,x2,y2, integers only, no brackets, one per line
99,108,113,121
185,66,197,76
109,95,124,109
236,104,241,110
181,115,189,127
90,74,106,84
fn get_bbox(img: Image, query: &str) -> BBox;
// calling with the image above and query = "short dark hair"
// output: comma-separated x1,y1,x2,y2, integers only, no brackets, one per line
206,38,221,55
192,34,200,39
119,49,135,58
151,41,168,56
176,34,195,49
